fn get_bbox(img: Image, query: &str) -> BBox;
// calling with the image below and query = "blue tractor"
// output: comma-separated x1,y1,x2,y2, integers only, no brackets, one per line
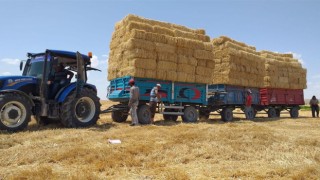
0,50,101,132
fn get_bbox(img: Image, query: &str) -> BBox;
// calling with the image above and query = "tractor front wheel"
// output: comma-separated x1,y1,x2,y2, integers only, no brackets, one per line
0,93,31,132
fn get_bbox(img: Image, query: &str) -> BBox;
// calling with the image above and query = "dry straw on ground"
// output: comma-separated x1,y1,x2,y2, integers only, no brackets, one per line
1,101,320,179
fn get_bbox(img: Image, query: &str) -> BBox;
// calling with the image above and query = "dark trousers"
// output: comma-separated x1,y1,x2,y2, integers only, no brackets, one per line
311,105,319,117
149,101,157,118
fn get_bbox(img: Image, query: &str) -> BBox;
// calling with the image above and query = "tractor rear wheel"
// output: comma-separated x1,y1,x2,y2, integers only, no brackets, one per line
0,93,31,132
60,88,101,127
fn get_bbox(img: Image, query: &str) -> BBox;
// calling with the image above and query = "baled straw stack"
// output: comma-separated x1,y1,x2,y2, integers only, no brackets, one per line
108,14,214,84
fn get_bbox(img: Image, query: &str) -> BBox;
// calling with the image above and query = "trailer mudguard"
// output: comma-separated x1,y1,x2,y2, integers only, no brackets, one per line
56,82,97,103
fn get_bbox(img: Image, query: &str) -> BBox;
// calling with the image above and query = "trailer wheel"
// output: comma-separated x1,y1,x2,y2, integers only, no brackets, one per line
0,93,31,132
290,107,299,118
221,108,233,122
268,108,277,118
276,109,281,117
137,104,151,124
111,111,128,123
182,106,198,123
163,109,178,121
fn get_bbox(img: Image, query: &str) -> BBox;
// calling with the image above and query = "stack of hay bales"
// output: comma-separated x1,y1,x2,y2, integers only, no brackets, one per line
212,36,307,89
212,36,265,87
108,14,214,84
260,51,307,89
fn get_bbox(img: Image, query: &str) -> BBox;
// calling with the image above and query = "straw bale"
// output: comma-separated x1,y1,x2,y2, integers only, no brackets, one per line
186,74,196,83
120,67,145,78
123,49,156,59
145,32,167,44
123,38,155,51
126,21,153,33
157,52,177,63
197,59,207,67
155,43,176,53
166,36,176,46
212,36,255,50
128,58,157,70
157,61,177,71
156,70,166,80
203,42,213,51
176,47,194,57
176,38,204,49
153,25,175,36
145,69,157,79
166,71,177,81
177,55,197,66
206,60,215,69
196,66,212,76
195,75,211,84
194,50,213,60
128,29,147,40
194,29,206,35
176,72,187,82
177,64,195,74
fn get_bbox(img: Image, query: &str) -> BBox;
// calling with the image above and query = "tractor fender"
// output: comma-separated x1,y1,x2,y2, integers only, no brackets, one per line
56,83,97,103
0,89,35,106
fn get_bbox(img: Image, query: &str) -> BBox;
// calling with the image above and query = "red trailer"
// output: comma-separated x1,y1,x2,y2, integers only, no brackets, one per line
256,88,304,118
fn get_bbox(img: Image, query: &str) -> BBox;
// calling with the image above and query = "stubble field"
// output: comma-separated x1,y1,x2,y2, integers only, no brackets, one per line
1,101,320,179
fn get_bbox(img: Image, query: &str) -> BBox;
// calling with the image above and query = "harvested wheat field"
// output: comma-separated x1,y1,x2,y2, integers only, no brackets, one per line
1,101,320,179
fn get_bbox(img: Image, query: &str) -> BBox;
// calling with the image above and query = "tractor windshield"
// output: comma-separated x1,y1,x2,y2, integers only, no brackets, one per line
23,55,49,78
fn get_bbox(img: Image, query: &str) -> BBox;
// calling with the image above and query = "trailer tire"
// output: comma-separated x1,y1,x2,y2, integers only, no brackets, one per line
276,109,281,117
268,108,277,118
221,108,233,122
111,111,128,123
290,107,299,118
182,106,198,123
163,109,178,121
137,104,151,124
60,88,100,128
0,93,31,132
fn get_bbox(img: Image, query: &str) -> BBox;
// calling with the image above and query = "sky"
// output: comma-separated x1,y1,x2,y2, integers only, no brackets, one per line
0,0,319,100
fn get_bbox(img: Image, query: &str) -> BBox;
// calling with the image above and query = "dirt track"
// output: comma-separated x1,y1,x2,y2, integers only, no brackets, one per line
0,101,319,179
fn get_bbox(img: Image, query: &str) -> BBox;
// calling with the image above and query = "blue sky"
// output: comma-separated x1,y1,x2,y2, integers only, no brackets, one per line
0,0,319,100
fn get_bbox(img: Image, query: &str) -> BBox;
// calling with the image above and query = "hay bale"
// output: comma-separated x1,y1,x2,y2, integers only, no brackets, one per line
156,70,166,80
123,49,156,59
153,25,175,36
128,58,157,70
155,43,176,53
194,50,213,60
176,47,194,57
120,67,145,78
157,61,177,71
176,72,187,82
157,52,177,63
177,55,197,66
123,38,155,51
166,71,177,81
177,64,196,74
126,21,153,33
196,66,212,76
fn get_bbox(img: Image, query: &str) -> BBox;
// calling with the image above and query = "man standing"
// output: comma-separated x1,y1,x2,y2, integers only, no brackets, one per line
149,84,161,124
245,89,253,120
128,79,140,126
309,95,319,118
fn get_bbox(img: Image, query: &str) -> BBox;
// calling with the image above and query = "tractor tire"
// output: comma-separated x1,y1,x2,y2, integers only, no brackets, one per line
111,111,128,123
163,108,178,121
60,88,101,128
137,104,151,124
268,108,277,118
221,107,233,122
0,93,31,132
290,106,299,118
182,106,198,123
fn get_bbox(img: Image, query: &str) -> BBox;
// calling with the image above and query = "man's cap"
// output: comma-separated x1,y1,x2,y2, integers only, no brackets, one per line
156,83,161,87
247,89,252,94
129,79,135,84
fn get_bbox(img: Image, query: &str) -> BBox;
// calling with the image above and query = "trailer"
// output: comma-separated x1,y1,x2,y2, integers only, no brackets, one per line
103,76,304,124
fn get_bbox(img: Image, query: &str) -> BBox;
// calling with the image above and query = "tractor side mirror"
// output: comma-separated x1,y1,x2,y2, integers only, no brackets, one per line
19,61,23,71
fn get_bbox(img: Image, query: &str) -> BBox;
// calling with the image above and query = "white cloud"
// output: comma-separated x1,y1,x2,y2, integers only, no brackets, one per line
1,58,20,65
1,72,12,75
90,55,99,68
287,52,304,65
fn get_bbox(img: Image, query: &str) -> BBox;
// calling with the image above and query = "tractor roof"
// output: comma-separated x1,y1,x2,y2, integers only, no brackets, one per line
27,49,91,62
